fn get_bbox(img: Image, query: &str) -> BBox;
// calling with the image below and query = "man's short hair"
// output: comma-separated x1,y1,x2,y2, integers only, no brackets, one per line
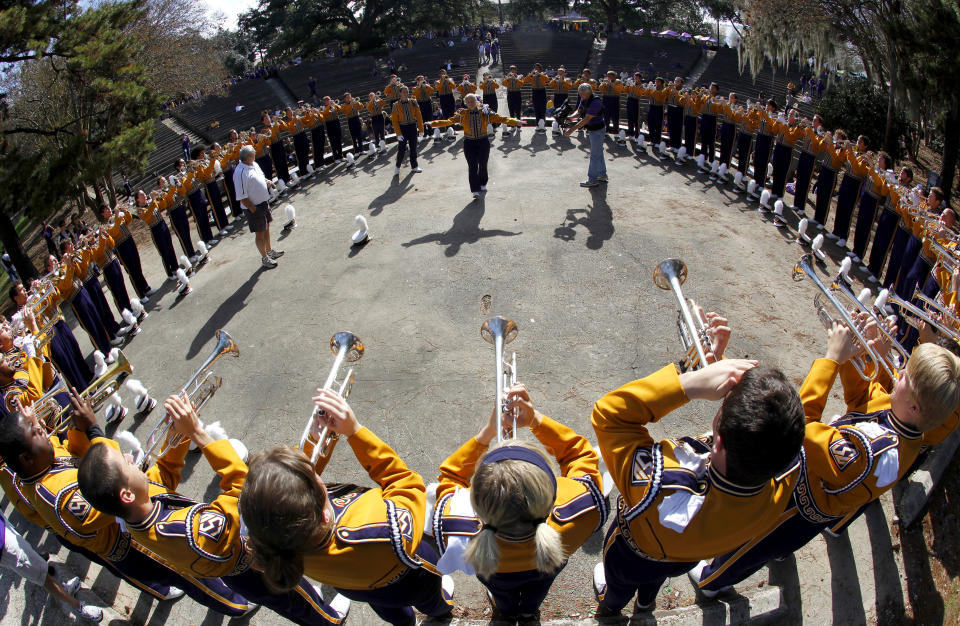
239,145,256,162
930,187,944,202
0,412,30,474
8,281,22,304
718,366,805,485
577,83,592,95
77,443,127,517
901,166,914,181
190,146,206,160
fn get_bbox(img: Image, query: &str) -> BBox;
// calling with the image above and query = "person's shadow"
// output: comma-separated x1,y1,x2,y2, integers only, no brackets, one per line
368,173,416,216
553,184,615,249
401,197,521,257
185,268,265,359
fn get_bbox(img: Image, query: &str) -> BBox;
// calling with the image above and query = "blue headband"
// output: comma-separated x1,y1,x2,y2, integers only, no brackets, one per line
479,446,557,495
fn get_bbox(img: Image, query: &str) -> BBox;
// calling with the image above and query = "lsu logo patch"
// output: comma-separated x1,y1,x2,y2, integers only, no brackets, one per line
631,448,653,486
66,492,91,522
829,439,860,471
395,507,414,541
197,511,226,542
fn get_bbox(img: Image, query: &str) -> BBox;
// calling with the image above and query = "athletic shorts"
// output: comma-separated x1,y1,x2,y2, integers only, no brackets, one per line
247,201,272,233
1,525,48,586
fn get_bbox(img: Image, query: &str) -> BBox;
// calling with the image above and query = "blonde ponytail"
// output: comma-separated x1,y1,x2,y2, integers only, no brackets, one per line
466,442,565,578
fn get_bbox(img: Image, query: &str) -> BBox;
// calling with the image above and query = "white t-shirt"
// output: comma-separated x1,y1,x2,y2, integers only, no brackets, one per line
233,161,270,206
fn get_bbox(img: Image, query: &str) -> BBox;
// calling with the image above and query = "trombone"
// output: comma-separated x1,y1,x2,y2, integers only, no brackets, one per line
137,330,239,469
793,254,882,380
653,258,713,371
36,352,133,435
875,288,960,347
481,316,518,442
299,332,364,475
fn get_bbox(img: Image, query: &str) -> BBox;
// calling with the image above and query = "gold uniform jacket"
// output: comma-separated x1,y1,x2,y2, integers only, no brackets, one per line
592,364,800,562
301,427,436,590
116,438,251,578
431,109,519,138
0,461,45,526
433,415,607,574
20,430,132,560
389,100,425,135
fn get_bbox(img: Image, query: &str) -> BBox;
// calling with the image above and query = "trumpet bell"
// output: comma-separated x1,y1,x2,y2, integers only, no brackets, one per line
654,258,688,290
481,316,518,345
330,332,364,362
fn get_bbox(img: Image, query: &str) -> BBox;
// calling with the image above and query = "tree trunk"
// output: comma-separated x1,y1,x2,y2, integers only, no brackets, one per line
0,205,39,283
940,106,958,204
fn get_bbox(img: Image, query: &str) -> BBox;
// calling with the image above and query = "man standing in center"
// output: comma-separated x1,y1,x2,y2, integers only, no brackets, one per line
431,94,520,199
565,84,607,188
233,145,283,269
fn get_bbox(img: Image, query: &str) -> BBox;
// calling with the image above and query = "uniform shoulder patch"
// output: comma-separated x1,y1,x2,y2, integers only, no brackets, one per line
394,506,414,542
197,511,227,543
829,438,861,471
631,448,653,486
66,491,92,522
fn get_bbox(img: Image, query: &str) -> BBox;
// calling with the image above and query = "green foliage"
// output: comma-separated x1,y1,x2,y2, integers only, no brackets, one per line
817,77,907,161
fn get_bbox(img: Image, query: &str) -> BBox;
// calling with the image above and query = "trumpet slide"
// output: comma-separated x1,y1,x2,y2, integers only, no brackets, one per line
136,330,239,469
299,332,364,475
481,316,518,442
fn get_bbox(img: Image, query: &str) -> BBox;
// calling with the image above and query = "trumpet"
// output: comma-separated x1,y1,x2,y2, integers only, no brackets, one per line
32,310,65,353
830,276,910,380
654,258,714,371
927,237,959,274
36,352,133,435
137,330,239,469
875,288,960,347
793,254,882,380
299,332,364,474
481,316,518,441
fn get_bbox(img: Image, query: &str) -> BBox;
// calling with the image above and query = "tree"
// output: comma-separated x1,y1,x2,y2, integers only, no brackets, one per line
817,77,907,160
0,1,160,280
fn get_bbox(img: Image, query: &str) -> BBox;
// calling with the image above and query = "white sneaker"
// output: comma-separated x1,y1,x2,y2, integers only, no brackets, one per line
441,574,455,598
106,406,128,425
109,336,125,347
412,167,422,173
687,560,726,598
592,562,606,600
480,185,487,192
394,166,400,175
240,602,260,616
61,577,103,622
162,586,185,601
329,593,351,620
472,191,480,199
262,256,278,269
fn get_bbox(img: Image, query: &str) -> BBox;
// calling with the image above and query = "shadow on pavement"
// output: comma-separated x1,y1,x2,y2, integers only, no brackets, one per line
401,197,521,257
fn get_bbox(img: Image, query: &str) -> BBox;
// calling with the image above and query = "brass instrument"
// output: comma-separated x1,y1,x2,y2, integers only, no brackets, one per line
36,352,133,435
830,276,909,380
793,254,882,380
32,310,64,353
137,329,239,469
299,332,364,474
875,288,960,347
481,316,518,442
927,237,959,274
654,258,714,371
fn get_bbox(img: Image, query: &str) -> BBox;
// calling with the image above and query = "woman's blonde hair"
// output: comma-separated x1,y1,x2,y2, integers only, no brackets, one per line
238,446,333,593
463,441,565,579
906,343,960,431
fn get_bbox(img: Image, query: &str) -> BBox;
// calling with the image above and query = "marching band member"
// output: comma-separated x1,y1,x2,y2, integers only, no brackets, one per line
502,66,524,134
430,384,606,622
284,106,315,178
850,155,892,264
435,70,458,139
478,72,500,130
135,190,180,280
88,225,137,334
383,75,401,107
99,205,155,301
624,72,643,142
678,88,703,163
339,93,366,156
549,67,572,116
714,92,739,176
827,139,870,247
238,389,454,626
77,395,351,625
262,113,294,187
664,77,685,155
302,106,328,171
591,354,805,616
747,101,776,199
67,239,126,345
0,396,255,615
49,252,122,355
165,162,201,264
809,131,844,228
366,93,389,153
412,76,436,138
430,94,520,198
523,63,550,131
689,323,960,596
645,77,668,149
321,97,345,162
698,84,721,167
597,70,623,137
390,86,425,176
765,108,803,198
183,151,219,247
7,282,93,392
787,116,818,212
457,74,477,104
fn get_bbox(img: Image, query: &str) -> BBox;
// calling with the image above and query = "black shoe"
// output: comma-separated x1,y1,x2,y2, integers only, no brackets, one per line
594,601,621,618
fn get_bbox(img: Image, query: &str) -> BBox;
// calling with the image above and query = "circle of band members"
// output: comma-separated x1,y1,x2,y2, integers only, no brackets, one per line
1,300,958,623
